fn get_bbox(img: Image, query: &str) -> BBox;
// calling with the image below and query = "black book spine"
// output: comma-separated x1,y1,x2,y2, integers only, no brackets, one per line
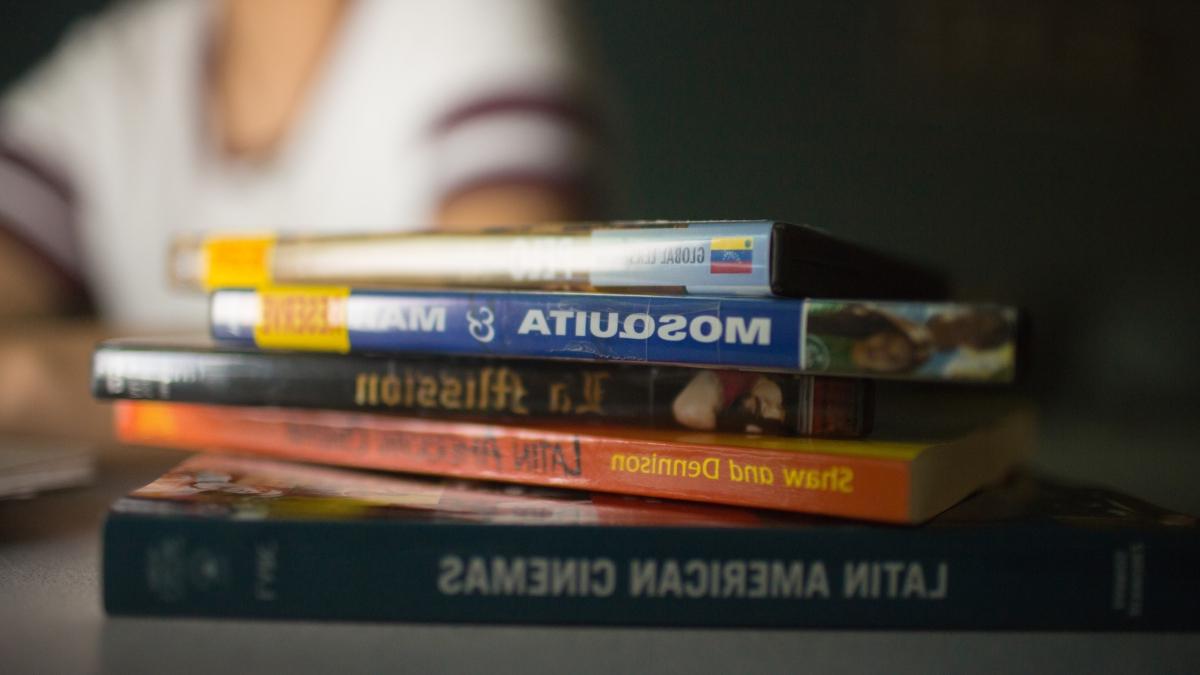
91,344,871,437
103,514,1200,629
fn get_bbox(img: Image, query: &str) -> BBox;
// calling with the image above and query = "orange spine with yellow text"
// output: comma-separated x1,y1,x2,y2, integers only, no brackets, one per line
114,401,1031,523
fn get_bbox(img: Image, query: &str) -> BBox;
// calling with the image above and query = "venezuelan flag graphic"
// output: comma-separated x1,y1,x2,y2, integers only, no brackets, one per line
709,236,754,274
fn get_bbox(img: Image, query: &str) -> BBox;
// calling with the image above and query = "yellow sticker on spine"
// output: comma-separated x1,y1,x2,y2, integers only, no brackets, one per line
253,286,350,353
202,235,276,291
710,236,753,251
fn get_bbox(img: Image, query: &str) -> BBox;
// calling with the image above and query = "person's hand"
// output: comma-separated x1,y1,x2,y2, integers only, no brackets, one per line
0,320,113,441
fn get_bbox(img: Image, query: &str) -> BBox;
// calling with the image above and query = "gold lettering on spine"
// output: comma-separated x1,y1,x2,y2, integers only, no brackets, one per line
508,370,529,415
464,375,476,409
354,373,374,406
575,372,609,414
549,382,570,413
491,368,513,410
479,368,492,411
416,376,437,407
439,375,463,409
381,373,402,406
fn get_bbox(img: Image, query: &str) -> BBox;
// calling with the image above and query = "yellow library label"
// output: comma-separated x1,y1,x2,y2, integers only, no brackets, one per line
253,286,351,352
202,235,276,291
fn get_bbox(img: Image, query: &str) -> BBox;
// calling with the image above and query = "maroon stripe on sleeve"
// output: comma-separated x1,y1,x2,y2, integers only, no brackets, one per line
431,91,604,138
0,141,75,204
0,141,91,310
438,169,598,215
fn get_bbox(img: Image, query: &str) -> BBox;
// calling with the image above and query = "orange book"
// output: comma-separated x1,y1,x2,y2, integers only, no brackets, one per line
114,401,1033,524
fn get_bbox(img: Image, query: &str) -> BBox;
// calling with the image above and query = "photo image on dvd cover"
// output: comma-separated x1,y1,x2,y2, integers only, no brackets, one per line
803,301,1017,382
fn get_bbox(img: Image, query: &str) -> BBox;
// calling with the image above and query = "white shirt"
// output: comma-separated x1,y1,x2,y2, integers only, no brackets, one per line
0,0,601,328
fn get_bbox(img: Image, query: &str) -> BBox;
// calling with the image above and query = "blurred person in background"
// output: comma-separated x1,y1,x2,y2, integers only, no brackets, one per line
0,0,608,439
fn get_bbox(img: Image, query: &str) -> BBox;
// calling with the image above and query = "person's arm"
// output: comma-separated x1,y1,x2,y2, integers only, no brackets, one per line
0,232,75,318
0,316,112,442
0,231,111,442
435,182,582,229
0,206,110,442
0,11,119,441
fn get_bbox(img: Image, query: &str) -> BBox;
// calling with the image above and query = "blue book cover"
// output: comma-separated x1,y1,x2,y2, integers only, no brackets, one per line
104,455,1199,629
210,289,1018,383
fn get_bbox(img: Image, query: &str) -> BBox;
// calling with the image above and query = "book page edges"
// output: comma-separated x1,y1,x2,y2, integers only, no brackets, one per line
907,406,1038,523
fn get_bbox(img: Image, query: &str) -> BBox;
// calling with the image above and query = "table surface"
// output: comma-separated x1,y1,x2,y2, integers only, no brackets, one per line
3,419,1199,675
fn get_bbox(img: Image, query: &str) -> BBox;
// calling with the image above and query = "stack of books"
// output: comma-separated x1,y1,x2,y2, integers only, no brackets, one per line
93,220,1198,628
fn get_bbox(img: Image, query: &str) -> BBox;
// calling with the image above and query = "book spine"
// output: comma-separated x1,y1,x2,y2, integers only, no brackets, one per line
104,513,1200,629
114,401,912,522
91,346,872,437
180,221,779,295
209,288,1018,382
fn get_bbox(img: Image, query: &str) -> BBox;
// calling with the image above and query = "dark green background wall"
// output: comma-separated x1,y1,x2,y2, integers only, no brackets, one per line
581,0,1200,426
4,0,1198,427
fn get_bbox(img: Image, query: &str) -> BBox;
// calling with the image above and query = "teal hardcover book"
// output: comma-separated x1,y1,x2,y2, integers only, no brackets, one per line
104,454,1198,629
